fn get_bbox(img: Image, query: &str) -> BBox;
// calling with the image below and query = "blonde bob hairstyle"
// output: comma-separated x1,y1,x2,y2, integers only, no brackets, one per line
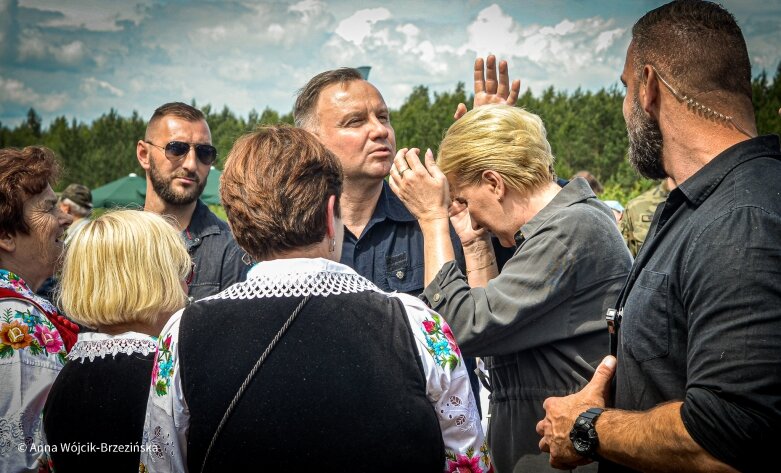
438,104,555,194
57,210,190,329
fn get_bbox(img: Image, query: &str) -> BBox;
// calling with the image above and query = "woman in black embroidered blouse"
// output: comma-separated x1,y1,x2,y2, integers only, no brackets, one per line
43,210,191,472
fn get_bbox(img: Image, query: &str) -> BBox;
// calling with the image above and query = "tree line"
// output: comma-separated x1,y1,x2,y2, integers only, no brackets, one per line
2,63,779,204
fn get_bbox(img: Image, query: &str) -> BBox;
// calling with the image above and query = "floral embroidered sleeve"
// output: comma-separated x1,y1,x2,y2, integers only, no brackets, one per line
139,309,189,473
392,293,493,473
0,298,63,473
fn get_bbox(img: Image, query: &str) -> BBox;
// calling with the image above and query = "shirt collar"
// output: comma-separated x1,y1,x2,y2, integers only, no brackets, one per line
677,135,781,207
186,199,222,238
373,181,417,223
76,331,157,343
247,257,359,279
516,178,596,242
0,269,58,314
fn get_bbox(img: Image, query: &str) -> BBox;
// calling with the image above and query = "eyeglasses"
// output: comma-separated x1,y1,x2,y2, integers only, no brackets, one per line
145,140,217,166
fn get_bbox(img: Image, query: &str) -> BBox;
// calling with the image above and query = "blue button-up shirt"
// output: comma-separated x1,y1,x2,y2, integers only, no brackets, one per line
340,181,466,296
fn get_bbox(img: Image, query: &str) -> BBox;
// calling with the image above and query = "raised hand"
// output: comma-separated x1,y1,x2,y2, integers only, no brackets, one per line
388,148,450,222
454,54,521,120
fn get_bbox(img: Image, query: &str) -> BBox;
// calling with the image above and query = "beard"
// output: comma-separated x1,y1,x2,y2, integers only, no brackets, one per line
627,94,667,180
148,158,207,206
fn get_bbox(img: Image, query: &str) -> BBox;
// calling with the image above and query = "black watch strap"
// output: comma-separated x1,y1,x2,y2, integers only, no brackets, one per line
572,407,605,461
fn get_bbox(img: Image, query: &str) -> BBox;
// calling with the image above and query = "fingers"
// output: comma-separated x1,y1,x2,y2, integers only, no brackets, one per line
473,57,485,95
423,148,444,180
497,59,509,100
535,418,546,437
583,355,617,402
454,103,467,120
485,54,498,95
508,79,521,106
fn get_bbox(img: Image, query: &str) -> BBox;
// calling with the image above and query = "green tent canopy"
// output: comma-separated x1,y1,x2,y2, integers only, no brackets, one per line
201,166,222,205
92,168,222,208
91,173,146,208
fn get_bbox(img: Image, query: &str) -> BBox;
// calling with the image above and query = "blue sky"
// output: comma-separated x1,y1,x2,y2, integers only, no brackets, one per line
1,0,779,127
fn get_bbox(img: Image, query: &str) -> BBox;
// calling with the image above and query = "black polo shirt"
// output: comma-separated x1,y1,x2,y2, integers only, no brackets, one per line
607,135,781,473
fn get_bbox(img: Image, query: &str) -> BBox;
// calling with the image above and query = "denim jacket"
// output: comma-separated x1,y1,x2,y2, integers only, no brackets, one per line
184,200,248,302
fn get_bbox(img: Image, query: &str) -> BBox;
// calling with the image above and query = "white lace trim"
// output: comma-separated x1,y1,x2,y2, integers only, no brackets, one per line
68,333,157,362
204,270,380,300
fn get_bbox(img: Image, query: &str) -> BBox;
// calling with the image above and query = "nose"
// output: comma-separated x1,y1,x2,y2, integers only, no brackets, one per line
181,145,199,172
368,115,389,140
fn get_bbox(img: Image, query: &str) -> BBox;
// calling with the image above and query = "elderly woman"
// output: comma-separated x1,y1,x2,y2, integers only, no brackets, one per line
390,105,632,472
139,127,492,472
43,210,190,472
0,146,79,473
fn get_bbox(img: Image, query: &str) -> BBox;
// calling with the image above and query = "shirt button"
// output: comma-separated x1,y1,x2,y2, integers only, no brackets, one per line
395,270,405,279
433,293,441,302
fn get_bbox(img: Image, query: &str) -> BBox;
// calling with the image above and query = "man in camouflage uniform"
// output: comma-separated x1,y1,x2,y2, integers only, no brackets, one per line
620,177,675,256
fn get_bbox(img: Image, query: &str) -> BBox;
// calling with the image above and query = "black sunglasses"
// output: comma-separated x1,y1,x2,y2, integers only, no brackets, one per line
145,140,217,166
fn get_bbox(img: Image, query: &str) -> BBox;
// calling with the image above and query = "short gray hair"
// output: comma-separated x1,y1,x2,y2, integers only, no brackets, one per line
294,68,363,131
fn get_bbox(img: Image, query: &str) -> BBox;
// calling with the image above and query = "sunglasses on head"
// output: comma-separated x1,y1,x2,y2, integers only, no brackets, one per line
145,140,217,166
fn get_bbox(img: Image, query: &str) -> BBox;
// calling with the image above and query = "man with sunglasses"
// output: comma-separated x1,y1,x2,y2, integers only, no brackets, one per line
137,102,247,301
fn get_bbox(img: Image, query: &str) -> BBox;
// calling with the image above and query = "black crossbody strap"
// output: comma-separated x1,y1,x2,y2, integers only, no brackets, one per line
199,295,311,473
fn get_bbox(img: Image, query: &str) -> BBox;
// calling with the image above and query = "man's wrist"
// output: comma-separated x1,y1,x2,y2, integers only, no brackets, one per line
570,407,605,461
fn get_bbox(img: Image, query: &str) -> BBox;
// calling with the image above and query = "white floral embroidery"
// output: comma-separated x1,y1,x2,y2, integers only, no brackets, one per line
68,332,157,362
0,416,24,456
440,394,480,432
0,410,44,457
148,425,176,462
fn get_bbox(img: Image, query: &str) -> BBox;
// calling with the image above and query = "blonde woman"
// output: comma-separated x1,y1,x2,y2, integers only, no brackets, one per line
43,210,191,472
390,104,632,472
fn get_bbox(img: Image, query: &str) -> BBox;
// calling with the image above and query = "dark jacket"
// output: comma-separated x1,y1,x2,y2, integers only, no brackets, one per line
184,200,248,301
424,178,632,472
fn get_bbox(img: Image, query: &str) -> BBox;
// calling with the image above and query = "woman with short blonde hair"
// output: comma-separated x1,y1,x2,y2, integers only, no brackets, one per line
44,210,190,472
391,103,632,472
57,210,190,331
438,105,554,194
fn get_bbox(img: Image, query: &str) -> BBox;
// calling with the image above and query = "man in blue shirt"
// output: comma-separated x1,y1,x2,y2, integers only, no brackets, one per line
294,69,465,296
294,69,479,411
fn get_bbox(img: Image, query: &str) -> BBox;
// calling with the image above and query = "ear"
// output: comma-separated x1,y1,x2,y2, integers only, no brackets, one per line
137,140,151,171
481,170,506,200
58,202,69,214
639,65,660,118
325,195,337,239
0,232,16,253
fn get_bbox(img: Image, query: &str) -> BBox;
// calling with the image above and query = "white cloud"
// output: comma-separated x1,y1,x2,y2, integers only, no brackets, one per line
21,0,150,31
335,8,392,45
81,77,124,97
0,75,67,111
18,30,89,66
461,4,627,75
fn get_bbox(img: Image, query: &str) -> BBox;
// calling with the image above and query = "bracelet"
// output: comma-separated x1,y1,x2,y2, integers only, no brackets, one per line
466,258,496,274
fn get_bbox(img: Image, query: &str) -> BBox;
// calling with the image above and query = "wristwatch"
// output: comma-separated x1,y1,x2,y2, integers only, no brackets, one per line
569,407,604,460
